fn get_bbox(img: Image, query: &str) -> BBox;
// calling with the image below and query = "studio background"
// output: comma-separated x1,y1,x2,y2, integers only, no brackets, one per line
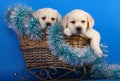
0,0,120,81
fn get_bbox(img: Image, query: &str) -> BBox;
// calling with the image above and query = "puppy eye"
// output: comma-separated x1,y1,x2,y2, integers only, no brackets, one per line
51,18,55,21
70,21,75,24
41,16,46,20
81,20,86,23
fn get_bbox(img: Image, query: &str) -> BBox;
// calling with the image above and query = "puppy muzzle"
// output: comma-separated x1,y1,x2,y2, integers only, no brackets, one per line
76,26,82,34
46,22,51,27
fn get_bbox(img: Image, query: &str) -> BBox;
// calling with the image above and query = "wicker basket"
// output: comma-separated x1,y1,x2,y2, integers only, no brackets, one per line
19,34,89,69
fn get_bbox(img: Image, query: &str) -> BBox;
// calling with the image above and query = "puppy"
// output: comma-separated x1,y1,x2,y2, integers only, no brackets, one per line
32,8,62,29
62,9,105,58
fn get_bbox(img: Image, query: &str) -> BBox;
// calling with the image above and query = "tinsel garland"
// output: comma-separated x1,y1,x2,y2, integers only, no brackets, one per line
47,24,120,79
5,4,44,40
47,24,104,67
89,58,120,79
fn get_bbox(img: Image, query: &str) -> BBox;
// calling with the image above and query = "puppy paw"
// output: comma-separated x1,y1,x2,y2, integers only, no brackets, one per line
64,28,72,36
97,53,104,58
94,50,107,58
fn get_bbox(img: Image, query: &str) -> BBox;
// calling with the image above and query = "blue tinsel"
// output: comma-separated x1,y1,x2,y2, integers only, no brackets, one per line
47,24,120,79
5,4,44,40
90,58,120,79
47,24,101,67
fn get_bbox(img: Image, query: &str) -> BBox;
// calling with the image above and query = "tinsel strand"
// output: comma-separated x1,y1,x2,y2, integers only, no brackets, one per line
5,4,44,40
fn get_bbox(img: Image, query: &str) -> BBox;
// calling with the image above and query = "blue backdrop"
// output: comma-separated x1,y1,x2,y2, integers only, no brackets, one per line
0,0,120,81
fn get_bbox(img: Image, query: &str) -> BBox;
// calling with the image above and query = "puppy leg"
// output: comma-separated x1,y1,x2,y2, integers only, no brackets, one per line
64,28,72,36
85,29,103,57
90,35,103,57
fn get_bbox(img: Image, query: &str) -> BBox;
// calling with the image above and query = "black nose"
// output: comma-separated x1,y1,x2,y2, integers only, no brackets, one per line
76,27,81,32
46,22,51,26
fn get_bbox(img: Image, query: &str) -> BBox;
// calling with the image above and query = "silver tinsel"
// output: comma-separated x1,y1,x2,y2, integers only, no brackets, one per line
5,4,44,40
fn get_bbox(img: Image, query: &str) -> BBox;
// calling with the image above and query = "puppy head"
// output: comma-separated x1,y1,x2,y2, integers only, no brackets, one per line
62,9,94,36
33,8,62,29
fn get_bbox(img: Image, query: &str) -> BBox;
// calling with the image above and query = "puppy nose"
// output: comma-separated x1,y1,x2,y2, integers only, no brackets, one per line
76,27,81,31
46,22,51,26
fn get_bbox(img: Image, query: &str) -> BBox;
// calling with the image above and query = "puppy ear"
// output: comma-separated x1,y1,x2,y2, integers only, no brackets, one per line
87,13,94,29
56,12,62,23
32,9,41,18
62,14,69,29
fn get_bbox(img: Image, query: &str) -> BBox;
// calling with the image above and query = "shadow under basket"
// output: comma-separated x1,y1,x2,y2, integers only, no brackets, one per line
19,35,89,69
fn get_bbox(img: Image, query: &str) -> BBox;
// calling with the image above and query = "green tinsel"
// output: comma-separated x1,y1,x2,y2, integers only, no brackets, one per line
5,4,44,40
47,24,120,79
47,24,100,67
89,58,120,79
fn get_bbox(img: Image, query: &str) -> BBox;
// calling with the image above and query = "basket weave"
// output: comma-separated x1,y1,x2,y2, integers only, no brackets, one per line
19,34,89,69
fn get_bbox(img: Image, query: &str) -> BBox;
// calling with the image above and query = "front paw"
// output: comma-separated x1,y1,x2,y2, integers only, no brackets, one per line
64,28,72,36
94,51,107,58
97,53,104,58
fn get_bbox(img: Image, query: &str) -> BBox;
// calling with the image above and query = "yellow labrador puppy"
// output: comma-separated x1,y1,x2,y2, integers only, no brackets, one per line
62,9,105,58
33,8,62,29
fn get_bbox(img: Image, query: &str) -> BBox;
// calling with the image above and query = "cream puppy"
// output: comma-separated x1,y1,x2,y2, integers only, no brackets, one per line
62,9,105,58
32,8,62,29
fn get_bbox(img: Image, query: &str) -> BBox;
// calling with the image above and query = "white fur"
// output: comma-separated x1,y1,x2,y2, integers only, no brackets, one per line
64,28,72,36
32,8,62,29
62,9,105,58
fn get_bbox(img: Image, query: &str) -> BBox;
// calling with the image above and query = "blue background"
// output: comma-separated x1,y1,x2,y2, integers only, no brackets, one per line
0,0,120,81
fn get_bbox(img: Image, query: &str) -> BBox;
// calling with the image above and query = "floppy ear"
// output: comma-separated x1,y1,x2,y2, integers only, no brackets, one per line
56,12,62,23
32,9,42,18
86,13,94,29
62,14,69,29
